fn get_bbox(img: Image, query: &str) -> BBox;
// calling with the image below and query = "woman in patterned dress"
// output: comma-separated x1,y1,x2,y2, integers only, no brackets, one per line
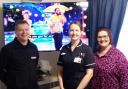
91,27,128,89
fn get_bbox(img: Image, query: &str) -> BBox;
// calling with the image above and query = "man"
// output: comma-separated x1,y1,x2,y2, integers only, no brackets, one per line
49,8,67,51
0,20,39,89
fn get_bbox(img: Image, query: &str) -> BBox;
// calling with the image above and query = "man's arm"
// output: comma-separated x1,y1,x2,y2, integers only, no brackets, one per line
0,47,8,84
57,65,65,89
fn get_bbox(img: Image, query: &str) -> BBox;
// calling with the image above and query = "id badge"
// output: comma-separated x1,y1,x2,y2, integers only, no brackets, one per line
74,57,82,63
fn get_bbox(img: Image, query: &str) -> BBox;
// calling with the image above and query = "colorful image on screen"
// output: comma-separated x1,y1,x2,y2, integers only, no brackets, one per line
3,2,88,51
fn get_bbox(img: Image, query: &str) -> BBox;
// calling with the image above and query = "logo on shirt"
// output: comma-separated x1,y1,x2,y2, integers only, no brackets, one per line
31,56,37,59
61,52,66,55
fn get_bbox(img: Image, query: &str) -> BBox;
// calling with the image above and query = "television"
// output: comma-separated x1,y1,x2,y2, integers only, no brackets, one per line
3,2,88,51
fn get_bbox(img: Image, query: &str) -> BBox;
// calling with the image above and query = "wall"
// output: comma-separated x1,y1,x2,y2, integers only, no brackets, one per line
0,0,4,49
39,51,59,75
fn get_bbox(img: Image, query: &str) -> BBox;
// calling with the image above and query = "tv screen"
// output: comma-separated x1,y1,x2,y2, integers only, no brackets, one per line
3,2,88,51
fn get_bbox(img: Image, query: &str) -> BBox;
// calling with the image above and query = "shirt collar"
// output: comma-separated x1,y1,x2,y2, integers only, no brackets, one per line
67,40,83,48
95,46,113,57
13,37,31,47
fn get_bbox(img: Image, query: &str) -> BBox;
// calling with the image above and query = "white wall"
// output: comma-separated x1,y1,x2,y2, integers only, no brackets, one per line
117,2,128,60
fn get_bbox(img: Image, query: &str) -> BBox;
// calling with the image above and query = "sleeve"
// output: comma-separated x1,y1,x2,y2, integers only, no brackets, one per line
36,45,39,67
57,46,65,67
35,45,39,61
0,47,8,84
84,46,95,69
116,51,128,89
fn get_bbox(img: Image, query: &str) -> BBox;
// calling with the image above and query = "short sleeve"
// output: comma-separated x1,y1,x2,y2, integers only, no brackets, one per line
57,47,64,67
84,46,95,69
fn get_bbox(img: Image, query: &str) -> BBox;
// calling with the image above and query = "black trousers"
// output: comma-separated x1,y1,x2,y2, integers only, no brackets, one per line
53,32,63,51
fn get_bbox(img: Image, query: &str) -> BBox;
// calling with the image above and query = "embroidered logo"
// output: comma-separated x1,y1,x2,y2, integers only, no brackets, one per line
61,52,66,55
31,56,37,59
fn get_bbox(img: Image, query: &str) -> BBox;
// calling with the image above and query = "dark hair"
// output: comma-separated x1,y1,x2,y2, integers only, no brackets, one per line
15,20,29,30
54,8,59,11
96,27,112,44
54,8,61,15
69,21,82,31
22,10,30,15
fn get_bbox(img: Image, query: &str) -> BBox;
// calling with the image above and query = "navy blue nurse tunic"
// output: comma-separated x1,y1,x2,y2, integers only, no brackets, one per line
57,40,95,89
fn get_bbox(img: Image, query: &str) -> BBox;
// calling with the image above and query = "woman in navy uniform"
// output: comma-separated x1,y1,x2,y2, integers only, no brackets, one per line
57,21,95,89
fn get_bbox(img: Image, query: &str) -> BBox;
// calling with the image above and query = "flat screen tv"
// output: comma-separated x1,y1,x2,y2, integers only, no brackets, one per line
3,2,88,51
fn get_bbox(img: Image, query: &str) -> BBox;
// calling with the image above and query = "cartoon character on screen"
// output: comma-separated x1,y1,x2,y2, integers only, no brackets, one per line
4,13,15,31
22,10,34,36
49,8,67,51
22,10,32,28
